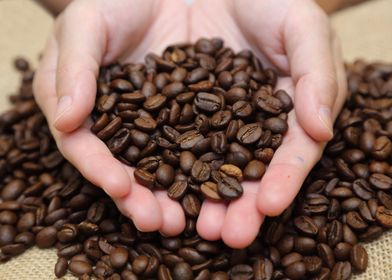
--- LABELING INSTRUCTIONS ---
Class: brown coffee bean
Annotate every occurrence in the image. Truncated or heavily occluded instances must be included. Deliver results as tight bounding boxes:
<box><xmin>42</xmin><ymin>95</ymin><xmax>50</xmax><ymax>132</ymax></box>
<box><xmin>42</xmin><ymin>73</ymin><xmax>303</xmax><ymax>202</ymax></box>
<box><xmin>243</xmin><ymin>160</ymin><xmax>265</xmax><ymax>180</ymax></box>
<box><xmin>168</xmin><ymin>181</ymin><xmax>188</xmax><ymax>200</ymax></box>
<box><xmin>200</xmin><ymin>181</ymin><xmax>221</xmax><ymax>201</ymax></box>
<box><xmin>182</xmin><ymin>194</ymin><xmax>201</xmax><ymax>217</ymax></box>
<box><xmin>110</xmin><ymin>246</ymin><xmax>129</xmax><ymax>268</ymax></box>
<box><xmin>369</xmin><ymin>173</ymin><xmax>392</xmax><ymax>190</ymax></box>
<box><xmin>263</xmin><ymin>117</ymin><xmax>288</xmax><ymax>134</ymax></box>
<box><xmin>217</xmin><ymin>176</ymin><xmax>243</xmax><ymax>200</ymax></box>
<box><xmin>156</xmin><ymin>164</ymin><xmax>175</xmax><ymax>188</ymax></box>
<box><xmin>331</xmin><ymin>261</ymin><xmax>351</xmax><ymax>280</ymax></box>
<box><xmin>236</xmin><ymin>123</ymin><xmax>262</xmax><ymax>144</ymax></box>
<box><xmin>69</xmin><ymin>260</ymin><xmax>93</xmax><ymax>276</ymax></box>
<box><xmin>55</xmin><ymin>257</ymin><xmax>68</xmax><ymax>278</ymax></box>
<box><xmin>172</xmin><ymin>262</ymin><xmax>193</xmax><ymax>280</ymax></box>
<box><xmin>376</xmin><ymin>206</ymin><xmax>392</xmax><ymax>228</ymax></box>
<box><xmin>294</xmin><ymin>216</ymin><xmax>319</xmax><ymax>236</ymax></box>
<box><xmin>35</xmin><ymin>226</ymin><xmax>57</xmax><ymax>248</ymax></box>
<box><xmin>191</xmin><ymin>160</ymin><xmax>211</xmax><ymax>183</ymax></box>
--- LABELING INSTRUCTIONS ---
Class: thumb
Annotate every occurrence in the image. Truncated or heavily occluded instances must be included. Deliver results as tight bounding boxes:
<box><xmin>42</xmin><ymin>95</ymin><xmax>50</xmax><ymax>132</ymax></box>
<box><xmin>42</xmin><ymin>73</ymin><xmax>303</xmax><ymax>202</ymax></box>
<box><xmin>284</xmin><ymin>1</ymin><xmax>337</xmax><ymax>141</ymax></box>
<box><xmin>53</xmin><ymin>3</ymin><xmax>106</xmax><ymax>132</ymax></box>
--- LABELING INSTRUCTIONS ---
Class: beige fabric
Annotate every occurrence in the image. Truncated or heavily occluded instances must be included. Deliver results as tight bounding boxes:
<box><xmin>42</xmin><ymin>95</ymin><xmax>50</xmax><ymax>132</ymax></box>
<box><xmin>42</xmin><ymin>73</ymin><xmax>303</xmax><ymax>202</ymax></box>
<box><xmin>0</xmin><ymin>0</ymin><xmax>392</xmax><ymax>279</ymax></box>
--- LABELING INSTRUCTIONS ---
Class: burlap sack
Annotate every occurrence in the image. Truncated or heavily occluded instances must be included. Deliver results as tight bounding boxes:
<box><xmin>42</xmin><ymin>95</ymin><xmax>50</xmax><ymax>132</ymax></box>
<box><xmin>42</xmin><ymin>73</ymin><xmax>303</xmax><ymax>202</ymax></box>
<box><xmin>0</xmin><ymin>0</ymin><xmax>392</xmax><ymax>279</ymax></box>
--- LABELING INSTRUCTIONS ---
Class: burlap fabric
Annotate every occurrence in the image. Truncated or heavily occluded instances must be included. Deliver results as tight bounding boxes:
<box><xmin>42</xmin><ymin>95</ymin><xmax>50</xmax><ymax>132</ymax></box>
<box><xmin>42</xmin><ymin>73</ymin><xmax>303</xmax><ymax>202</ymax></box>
<box><xmin>0</xmin><ymin>0</ymin><xmax>392</xmax><ymax>279</ymax></box>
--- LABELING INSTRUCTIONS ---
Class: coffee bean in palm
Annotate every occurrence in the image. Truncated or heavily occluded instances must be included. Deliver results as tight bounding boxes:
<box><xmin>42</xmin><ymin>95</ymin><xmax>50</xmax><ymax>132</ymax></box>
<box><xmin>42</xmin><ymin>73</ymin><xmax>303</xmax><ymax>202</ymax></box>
<box><xmin>155</xmin><ymin>164</ymin><xmax>175</xmax><ymax>187</ymax></box>
<box><xmin>236</xmin><ymin>123</ymin><xmax>262</xmax><ymax>144</ymax></box>
<box><xmin>263</xmin><ymin>117</ymin><xmax>288</xmax><ymax>134</ymax></box>
<box><xmin>243</xmin><ymin>160</ymin><xmax>265</xmax><ymax>180</ymax></box>
<box><xmin>191</xmin><ymin>160</ymin><xmax>211</xmax><ymax>183</ymax></box>
<box><xmin>217</xmin><ymin>176</ymin><xmax>243</xmax><ymax>200</ymax></box>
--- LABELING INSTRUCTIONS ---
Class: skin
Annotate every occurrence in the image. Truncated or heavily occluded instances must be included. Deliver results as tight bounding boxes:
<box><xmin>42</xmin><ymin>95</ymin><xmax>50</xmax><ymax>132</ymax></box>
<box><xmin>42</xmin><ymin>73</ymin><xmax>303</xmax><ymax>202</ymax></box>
<box><xmin>33</xmin><ymin>0</ymin><xmax>347</xmax><ymax>248</ymax></box>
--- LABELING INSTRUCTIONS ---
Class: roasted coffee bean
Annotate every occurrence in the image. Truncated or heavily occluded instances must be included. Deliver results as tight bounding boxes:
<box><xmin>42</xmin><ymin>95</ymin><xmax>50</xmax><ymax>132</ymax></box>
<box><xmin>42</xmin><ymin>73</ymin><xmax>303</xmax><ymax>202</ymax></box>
<box><xmin>194</xmin><ymin>92</ymin><xmax>222</xmax><ymax>112</ymax></box>
<box><xmin>217</xmin><ymin>176</ymin><xmax>243</xmax><ymax>200</ymax></box>
<box><xmin>263</xmin><ymin>117</ymin><xmax>288</xmax><ymax>134</ymax></box>
<box><xmin>244</xmin><ymin>160</ymin><xmax>265</xmax><ymax>180</ymax></box>
<box><xmin>210</xmin><ymin>132</ymin><xmax>228</xmax><ymax>154</ymax></box>
<box><xmin>200</xmin><ymin>181</ymin><xmax>221</xmax><ymax>201</ymax></box>
<box><xmin>331</xmin><ymin>261</ymin><xmax>351</xmax><ymax>280</ymax></box>
<box><xmin>191</xmin><ymin>160</ymin><xmax>211</xmax><ymax>183</ymax></box>
<box><xmin>0</xmin><ymin>225</ymin><xmax>17</xmax><ymax>246</ymax></box>
<box><xmin>182</xmin><ymin>194</ymin><xmax>201</xmax><ymax>218</ymax></box>
<box><xmin>55</xmin><ymin>257</ymin><xmax>68</xmax><ymax>278</ymax></box>
<box><xmin>172</xmin><ymin>262</ymin><xmax>193</xmax><ymax>280</ymax></box>
<box><xmin>294</xmin><ymin>216</ymin><xmax>319</xmax><ymax>236</ymax></box>
<box><xmin>35</xmin><ymin>226</ymin><xmax>57</xmax><ymax>248</ymax></box>
<box><xmin>134</xmin><ymin>169</ymin><xmax>155</xmax><ymax>189</ymax></box>
<box><xmin>375</xmin><ymin>206</ymin><xmax>392</xmax><ymax>228</ymax></box>
<box><xmin>168</xmin><ymin>181</ymin><xmax>188</xmax><ymax>200</ymax></box>
<box><xmin>177</xmin><ymin>130</ymin><xmax>204</xmax><ymax>150</ymax></box>
<box><xmin>236</xmin><ymin>123</ymin><xmax>262</xmax><ymax>144</ymax></box>
<box><xmin>68</xmin><ymin>260</ymin><xmax>93</xmax><ymax>276</ymax></box>
<box><xmin>110</xmin><ymin>247</ymin><xmax>129</xmax><ymax>268</ymax></box>
<box><xmin>155</xmin><ymin>164</ymin><xmax>175</xmax><ymax>188</ymax></box>
<box><xmin>369</xmin><ymin>173</ymin><xmax>392</xmax><ymax>190</ymax></box>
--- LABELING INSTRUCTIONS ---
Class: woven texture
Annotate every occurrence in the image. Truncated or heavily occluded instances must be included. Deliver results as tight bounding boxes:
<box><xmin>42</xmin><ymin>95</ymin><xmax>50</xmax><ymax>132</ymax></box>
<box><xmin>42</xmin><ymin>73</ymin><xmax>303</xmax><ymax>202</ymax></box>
<box><xmin>1</xmin><ymin>0</ymin><xmax>392</xmax><ymax>279</ymax></box>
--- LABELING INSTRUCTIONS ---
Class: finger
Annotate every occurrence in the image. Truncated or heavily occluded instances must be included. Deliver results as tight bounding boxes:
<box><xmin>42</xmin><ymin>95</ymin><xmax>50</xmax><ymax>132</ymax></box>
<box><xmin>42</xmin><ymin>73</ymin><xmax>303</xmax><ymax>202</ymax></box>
<box><xmin>114</xmin><ymin>169</ymin><xmax>162</xmax><ymax>232</ymax></box>
<box><xmin>154</xmin><ymin>191</ymin><xmax>186</xmax><ymax>236</ymax></box>
<box><xmin>284</xmin><ymin>1</ymin><xmax>337</xmax><ymax>141</ymax></box>
<box><xmin>196</xmin><ymin>200</ymin><xmax>227</xmax><ymax>241</ymax></box>
<box><xmin>33</xmin><ymin>35</ymin><xmax>59</xmax><ymax>123</ymax></box>
<box><xmin>221</xmin><ymin>182</ymin><xmax>264</xmax><ymax>249</ymax></box>
<box><xmin>331</xmin><ymin>32</ymin><xmax>348</xmax><ymax>118</ymax></box>
<box><xmin>34</xmin><ymin>34</ymin><xmax>132</xmax><ymax>199</ymax></box>
<box><xmin>54</xmin><ymin>3</ymin><xmax>106</xmax><ymax>133</ymax></box>
<box><xmin>257</xmin><ymin>79</ymin><xmax>324</xmax><ymax>216</ymax></box>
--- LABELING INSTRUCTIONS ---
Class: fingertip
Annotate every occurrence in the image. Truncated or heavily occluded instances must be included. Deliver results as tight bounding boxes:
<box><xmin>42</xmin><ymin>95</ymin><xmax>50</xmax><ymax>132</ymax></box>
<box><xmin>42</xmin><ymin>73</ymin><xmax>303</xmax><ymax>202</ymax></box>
<box><xmin>85</xmin><ymin>155</ymin><xmax>131</xmax><ymax>198</ymax></box>
<box><xmin>155</xmin><ymin>191</ymin><xmax>186</xmax><ymax>236</ymax></box>
<box><xmin>120</xmin><ymin>185</ymin><xmax>163</xmax><ymax>233</ymax></box>
<box><xmin>196</xmin><ymin>201</ymin><xmax>226</xmax><ymax>241</ymax></box>
<box><xmin>221</xmin><ymin>186</ymin><xmax>264</xmax><ymax>249</ymax></box>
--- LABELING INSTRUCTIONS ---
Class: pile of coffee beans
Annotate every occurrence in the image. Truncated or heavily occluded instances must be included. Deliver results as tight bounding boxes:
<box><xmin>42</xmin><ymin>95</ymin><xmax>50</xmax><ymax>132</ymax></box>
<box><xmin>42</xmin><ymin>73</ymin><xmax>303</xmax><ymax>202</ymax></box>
<box><xmin>0</xmin><ymin>51</ymin><xmax>391</xmax><ymax>279</ymax></box>
<box><xmin>91</xmin><ymin>38</ymin><xmax>293</xmax><ymax>206</ymax></box>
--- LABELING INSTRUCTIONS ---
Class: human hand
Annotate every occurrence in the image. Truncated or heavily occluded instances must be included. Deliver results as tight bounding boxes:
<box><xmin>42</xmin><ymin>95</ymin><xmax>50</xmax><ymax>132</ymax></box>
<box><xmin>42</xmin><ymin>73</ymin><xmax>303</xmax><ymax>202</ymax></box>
<box><xmin>33</xmin><ymin>0</ymin><xmax>189</xmax><ymax>235</ymax></box>
<box><xmin>191</xmin><ymin>0</ymin><xmax>347</xmax><ymax>248</ymax></box>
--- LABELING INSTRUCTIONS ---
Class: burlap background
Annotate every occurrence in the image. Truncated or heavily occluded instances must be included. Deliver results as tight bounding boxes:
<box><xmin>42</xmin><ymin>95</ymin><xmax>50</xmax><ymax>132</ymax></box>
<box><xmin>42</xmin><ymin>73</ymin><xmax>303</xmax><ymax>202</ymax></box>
<box><xmin>0</xmin><ymin>0</ymin><xmax>392</xmax><ymax>279</ymax></box>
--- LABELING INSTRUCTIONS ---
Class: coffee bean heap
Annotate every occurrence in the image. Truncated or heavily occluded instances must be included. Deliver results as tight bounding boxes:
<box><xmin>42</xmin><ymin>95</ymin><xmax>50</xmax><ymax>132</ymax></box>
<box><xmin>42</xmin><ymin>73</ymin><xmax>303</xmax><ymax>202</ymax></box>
<box><xmin>91</xmin><ymin>38</ymin><xmax>293</xmax><ymax>206</ymax></box>
<box><xmin>0</xmin><ymin>55</ymin><xmax>392</xmax><ymax>279</ymax></box>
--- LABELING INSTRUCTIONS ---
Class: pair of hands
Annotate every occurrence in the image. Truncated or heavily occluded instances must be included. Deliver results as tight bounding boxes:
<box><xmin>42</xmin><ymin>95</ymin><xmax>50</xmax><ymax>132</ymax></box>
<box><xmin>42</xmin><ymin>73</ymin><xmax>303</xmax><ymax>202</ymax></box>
<box><xmin>33</xmin><ymin>0</ymin><xmax>347</xmax><ymax>248</ymax></box>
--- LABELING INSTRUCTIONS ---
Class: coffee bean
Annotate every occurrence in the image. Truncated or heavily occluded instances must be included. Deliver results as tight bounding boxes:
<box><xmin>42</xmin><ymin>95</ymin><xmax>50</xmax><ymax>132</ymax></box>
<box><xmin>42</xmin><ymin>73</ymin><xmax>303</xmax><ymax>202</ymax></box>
<box><xmin>369</xmin><ymin>173</ymin><xmax>392</xmax><ymax>190</ymax></box>
<box><xmin>182</xmin><ymin>194</ymin><xmax>201</xmax><ymax>218</ymax></box>
<box><xmin>176</xmin><ymin>130</ymin><xmax>204</xmax><ymax>150</ymax></box>
<box><xmin>55</xmin><ymin>257</ymin><xmax>68</xmax><ymax>278</ymax></box>
<box><xmin>110</xmin><ymin>246</ymin><xmax>129</xmax><ymax>268</ymax></box>
<box><xmin>200</xmin><ymin>181</ymin><xmax>221</xmax><ymax>201</ymax></box>
<box><xmin>191</xmin><ymin>160</ymin><xmax>211</xmax><ymax>183</ymax></box>
<box><xmin>376</xmin><ymin>206</ymin><xmax>392</xmax><ymax>228</ymax></box>
<box><xmin>134</xmin><ymin>169</ymin><xmax>155</xmax><ymax>189</ymax></box>
<box><xmin>35</xmin><ymin>226</ymin><xmax>57</xmax><ymax>248</ymax></box>
<box><xmin>294</xmin><ymin>216</ymin><xmax>319</xmax><ymax>236</ymax></box>
<box><xmin>244</xmin><ymin>160</ymin><xmax>265</xmax><ymax>180</ymax></box>
<box><xmin>0</xmin><ymin>225</ymin><xmax>17</xmax><ymax>246</ymax></box>
<box><xmin>263</xmin><ymin>117</ymin><xmax>288</xmax><ymax>134</ymax></box>
<box><xmin>69</xmin><ymin>260</ymin><xmax>93</xmax><ymax>276</ymax></box>
<box><xmin>156</xmin><ymin>164</ymin><xmax>175</xmax><ymax>188</ymax></box>
<box><xmin>236</xmin><ymin>123</ymin><xmax>262</xmax><ymax>144</ymax></box>
<box><xmin>217</xmin><ymin>176</ymin><xmax>243</xmax><ymax>200</ymax></box>
<box><xmin>107</xmin><ymin>128</ymin><xmax>131</xmax><ymax>154</ymax></box>
<box><xmin>331</xmin><ymin>261</ymin><xmax>351</xmax><ymax>280</ymax></box>
<box><xmin>172</xmin><ymin>262</ymin><xmax>193</xmax><ymax>280</ymax></box>
<box><xmin>193</xmin><ymin>92</ymin><xmax>222</xmax><ymax>113</ymax></box>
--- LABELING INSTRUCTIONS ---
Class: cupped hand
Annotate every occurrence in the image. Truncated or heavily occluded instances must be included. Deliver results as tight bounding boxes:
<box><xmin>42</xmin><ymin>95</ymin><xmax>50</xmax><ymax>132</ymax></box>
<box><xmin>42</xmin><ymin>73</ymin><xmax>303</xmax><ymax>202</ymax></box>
<box><xmin>191</xmin><ymin>0</ymin><xmax>347</xmax><ymax>248</ymax></box>
<box><xmin>33</xmin><ymin>0</ymin><xmax>189</xmax><ymax>235</ymax></box>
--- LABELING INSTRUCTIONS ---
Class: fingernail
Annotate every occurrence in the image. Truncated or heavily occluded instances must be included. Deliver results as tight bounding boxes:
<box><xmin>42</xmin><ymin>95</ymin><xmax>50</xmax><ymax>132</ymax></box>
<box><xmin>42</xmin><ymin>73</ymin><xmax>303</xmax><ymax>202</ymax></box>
<box><xmin>55</xmin><ymin>95</ymin><xmax>72</xmax><ymax>123</ymax></box>
<box><xmin>318</xmin><ymin>106</ymin><xmax>333</xmax><ymax>137</ymax></box>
